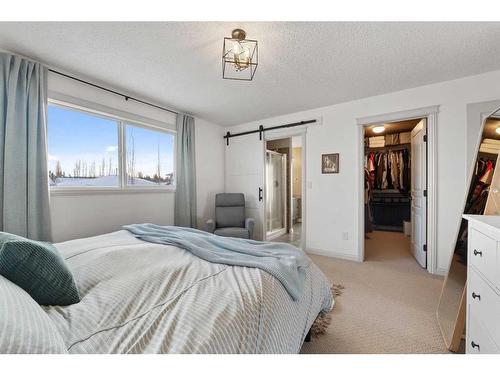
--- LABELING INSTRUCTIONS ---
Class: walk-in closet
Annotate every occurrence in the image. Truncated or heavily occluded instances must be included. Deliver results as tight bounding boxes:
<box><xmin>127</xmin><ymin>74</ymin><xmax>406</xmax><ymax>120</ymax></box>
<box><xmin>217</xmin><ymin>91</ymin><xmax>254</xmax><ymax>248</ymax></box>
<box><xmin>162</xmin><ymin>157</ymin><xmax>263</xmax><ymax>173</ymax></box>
<box><xmin>364</xmin><ymin>118</ymin><xmax>427</xmax><ymax>268</ymax></box>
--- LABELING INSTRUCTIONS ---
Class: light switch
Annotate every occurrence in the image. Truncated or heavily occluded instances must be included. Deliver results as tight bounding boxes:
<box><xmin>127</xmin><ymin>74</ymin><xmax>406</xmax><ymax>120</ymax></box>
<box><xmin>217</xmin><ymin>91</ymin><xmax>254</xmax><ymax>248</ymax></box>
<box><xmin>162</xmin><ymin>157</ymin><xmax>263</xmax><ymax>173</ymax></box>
<box><xmin>307</xmin><ymin>181</ymin><xmax>312</xmax><ymax>189</ymax></box>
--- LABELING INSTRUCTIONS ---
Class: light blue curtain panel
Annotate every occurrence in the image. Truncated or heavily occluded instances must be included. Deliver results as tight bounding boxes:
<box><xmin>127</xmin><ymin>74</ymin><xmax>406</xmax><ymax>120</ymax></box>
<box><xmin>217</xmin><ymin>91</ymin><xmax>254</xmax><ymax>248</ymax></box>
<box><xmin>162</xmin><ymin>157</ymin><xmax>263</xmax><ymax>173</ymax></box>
<box><xmin>0</xmin><ymin>53</ymin><xmax>52</xmax><ymax>241</ymax></box>
<box><xmin>174</xmin><ymin>114</ymin><xmax>197</xmax><ymax>228</ymax></box>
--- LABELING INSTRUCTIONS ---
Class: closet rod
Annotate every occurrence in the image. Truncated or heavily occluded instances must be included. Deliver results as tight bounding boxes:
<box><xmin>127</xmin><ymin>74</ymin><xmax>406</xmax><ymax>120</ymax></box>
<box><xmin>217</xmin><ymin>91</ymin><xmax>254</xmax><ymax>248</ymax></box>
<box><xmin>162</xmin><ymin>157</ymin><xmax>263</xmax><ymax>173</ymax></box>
<box><xmin>223</xmin><ymin>119</ymin><xmax>316</xmax><ymax>145</ymax></box>
<box><xmin>48</xmin><ymin>69</ymin><xmax>179</xmax><ymax>116</ymax></box>
<box><xmin>365</xmin><ymin>144</ymin><xmax>410</xmax><ymax>152</ymax></box>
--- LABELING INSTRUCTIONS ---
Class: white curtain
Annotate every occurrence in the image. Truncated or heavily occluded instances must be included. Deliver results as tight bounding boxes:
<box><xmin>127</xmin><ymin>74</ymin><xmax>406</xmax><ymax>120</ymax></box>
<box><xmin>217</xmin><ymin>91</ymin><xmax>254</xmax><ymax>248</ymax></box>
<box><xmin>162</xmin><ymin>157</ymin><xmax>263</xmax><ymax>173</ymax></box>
<box><xmin>174</xmin><ymin>114</ymin><xmax>197</xmax><ymax>228</ymax></box>
<box><xmin>0</xmin><ymin>53</ymin><xmax>52</xmax><ymax>240</ymax></box>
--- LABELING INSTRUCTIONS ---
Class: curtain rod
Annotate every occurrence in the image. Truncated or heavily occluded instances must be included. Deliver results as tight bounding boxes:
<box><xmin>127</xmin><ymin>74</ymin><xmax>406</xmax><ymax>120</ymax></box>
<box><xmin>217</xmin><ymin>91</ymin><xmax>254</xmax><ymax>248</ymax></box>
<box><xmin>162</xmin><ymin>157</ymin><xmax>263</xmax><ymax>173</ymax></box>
<box><xmin>223</xmin><ymin>119</ymin><xmax>316</xmax><ymax>145</ymax></box>
<box><xmin>48</xmin><ymin>69</ymin><xmax>179</xmax><ymax>116</ymax></box>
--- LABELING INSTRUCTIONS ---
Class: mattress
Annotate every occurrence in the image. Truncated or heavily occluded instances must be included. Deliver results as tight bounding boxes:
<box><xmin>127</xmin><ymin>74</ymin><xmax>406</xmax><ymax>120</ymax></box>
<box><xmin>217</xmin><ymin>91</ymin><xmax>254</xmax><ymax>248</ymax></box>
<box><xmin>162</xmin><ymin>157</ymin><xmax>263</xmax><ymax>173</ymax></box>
<box><xmin>44</xmin><ymin>230</ymin><xmax>333</xmax><ymax>354</ymax></box>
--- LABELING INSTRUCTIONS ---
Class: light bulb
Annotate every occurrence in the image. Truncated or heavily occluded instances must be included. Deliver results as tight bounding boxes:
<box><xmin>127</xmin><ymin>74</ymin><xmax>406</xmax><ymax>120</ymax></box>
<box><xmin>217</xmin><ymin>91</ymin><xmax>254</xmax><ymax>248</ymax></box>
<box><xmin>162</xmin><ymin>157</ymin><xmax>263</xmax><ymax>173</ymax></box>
<box><xmin>232</xmin><ymin>41</ymin><xmax>250</xmax><ymax>71</ymax></box>
<box><xmin>495</xmin><ymin>127</ymin><xmax>500</xmax><ymax>135</ymax></box>
<box><xmin>372</xmin><ymin>125</ymin><xmax>385</xmax><ymax>134</ymax></box>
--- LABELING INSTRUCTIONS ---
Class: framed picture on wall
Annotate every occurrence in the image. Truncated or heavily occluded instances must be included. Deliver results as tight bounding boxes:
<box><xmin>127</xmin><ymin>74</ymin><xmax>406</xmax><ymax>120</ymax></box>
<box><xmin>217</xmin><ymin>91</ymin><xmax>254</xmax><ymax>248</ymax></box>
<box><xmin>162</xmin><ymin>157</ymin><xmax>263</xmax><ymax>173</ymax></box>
<box><xmin>322</xmin><ymin>153</ymin><xmax>339</xmax><ymax>174</ymax></box>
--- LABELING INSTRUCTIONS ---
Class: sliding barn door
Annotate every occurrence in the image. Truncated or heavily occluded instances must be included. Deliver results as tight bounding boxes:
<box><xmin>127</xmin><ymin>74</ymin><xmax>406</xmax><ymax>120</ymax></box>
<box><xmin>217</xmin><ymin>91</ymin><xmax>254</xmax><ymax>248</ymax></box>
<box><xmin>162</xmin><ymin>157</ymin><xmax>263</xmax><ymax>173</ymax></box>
<box><xmin>225</xmin><ymin>133</ymin><xmax>265</xmax><ymax>240</ymax></box>
<box><xmin>411</xmin><ymin>119</ymin><xmax>427</xmax><ymax>268</ymax></box>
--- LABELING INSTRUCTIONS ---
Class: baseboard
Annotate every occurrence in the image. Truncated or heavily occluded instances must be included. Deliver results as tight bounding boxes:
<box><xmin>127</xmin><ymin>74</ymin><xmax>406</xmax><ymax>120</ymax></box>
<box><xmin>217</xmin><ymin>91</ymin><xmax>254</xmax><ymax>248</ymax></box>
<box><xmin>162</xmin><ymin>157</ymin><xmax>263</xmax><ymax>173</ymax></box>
<box><xmin>306</xmin><ymin>247</ymin><xmax>362</xmax><ymax>262</ymax></box>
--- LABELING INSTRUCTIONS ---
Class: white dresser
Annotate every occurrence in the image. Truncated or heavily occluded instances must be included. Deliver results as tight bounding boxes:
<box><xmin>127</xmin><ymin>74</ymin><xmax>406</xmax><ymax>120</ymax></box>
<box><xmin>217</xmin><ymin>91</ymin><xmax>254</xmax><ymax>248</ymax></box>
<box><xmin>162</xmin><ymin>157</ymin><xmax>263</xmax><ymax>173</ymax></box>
<box><xmin>463</xmin><ymin>215</ymin><xmax>500</xmax><ymax>354</ymax></box>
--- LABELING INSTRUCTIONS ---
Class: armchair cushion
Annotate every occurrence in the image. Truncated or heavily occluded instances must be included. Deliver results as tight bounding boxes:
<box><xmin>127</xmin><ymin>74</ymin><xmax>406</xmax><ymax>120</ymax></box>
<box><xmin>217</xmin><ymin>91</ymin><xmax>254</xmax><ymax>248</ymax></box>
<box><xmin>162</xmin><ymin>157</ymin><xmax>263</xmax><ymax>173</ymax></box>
<box><xmin>214</xmin><ymin>227</ymin><xmax>250</xmax><ymax>239</ymax></box>
<box><xmin>215</xmin><ymin>193</ymin><xmax>245</xmax><ymax>228</ymax></box>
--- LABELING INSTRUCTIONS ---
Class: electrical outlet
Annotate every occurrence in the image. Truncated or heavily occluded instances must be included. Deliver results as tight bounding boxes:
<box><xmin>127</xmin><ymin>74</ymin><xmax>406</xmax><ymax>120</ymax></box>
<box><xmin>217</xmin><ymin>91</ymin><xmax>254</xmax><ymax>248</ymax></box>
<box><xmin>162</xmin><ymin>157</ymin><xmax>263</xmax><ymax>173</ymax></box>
<box><xmin>342</xmin><ymin>232</ymin><xmax>348</xmax><ymax>240</ymax></box>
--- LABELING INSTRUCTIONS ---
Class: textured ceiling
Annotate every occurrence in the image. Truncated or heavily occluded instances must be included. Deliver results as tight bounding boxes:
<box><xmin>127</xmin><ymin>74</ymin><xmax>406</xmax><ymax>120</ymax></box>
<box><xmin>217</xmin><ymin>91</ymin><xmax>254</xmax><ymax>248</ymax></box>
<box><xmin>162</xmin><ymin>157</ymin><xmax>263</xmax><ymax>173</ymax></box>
<box><xmin>1</xmin><ymin>22</ymin><xmax>500</xmax><ymax>126</ymax></box>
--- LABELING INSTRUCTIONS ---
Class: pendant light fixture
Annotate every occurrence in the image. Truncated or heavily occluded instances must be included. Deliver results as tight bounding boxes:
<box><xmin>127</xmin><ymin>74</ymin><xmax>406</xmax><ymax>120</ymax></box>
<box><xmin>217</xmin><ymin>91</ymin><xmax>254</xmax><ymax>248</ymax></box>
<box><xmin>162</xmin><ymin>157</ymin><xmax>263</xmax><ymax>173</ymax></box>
<box><xmin>222</xmin><ymin>29</ymin><xmax>258</xmax><ymax>81</ymax></box>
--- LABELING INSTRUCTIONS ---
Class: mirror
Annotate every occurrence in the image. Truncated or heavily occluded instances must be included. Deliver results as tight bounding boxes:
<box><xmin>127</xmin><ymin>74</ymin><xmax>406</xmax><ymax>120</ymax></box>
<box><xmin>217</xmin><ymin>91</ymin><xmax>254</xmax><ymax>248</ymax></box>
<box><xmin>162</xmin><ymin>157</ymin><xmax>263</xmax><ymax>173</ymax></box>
<box><xmin>437</xmin><ymin>107</ymin><xmax>500</xmax><ymax>352</ymax></box>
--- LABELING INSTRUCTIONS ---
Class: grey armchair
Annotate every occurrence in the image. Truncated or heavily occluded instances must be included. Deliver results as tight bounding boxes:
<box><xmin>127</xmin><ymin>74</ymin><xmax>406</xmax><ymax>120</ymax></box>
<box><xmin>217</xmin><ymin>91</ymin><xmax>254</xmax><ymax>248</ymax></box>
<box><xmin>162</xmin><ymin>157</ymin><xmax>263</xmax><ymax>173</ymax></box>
<box><xmin>205</xmin><ymin>193</ymin><xmax>255</xmax><ymax>239</ymax></box>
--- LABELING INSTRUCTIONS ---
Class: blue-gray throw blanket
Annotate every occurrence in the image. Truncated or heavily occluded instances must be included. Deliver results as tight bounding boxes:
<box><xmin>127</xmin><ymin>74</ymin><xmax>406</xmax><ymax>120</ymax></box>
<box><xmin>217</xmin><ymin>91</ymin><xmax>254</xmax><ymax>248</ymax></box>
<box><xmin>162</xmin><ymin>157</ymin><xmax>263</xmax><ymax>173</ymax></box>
<box><xmin>123</xmin><ymin>224</ymin><xmax>310</xmax><ymax>301</ymax></box>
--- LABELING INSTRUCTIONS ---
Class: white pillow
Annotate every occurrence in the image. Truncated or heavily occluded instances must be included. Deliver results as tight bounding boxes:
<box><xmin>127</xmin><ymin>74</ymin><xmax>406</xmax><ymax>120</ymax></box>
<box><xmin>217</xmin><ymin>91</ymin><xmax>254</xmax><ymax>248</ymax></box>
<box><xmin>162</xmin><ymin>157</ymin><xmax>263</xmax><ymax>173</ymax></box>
<box><xmin>0</xmin><ymin>275</ymin><xmax>68</xmax><ymax>354</ymax></box>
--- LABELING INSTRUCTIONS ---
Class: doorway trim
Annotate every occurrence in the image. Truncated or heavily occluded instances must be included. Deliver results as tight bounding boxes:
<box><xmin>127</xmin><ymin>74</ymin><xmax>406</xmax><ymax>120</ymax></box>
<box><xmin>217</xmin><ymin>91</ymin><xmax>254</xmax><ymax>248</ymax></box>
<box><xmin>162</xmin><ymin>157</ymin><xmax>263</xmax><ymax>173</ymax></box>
<box><xmin>356</xmin><ymin>105</ymin><xmax>439</xmax><ymax>274</ymax></box>
<box><xmin>264</xmin><ymin>128</ymin><xmax>307</xmax><ymax>250</ymax></box>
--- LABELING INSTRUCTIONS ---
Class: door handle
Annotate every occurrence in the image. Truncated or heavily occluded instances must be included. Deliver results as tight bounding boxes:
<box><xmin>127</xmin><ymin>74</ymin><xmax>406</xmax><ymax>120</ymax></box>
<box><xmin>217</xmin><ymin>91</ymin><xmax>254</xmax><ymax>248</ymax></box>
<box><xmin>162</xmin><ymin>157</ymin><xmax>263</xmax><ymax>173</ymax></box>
<box><xmin>471</xmin><ymin>341</ymin><xmax>480</xmax><ymax>351</ymax></box>
<box><xmin>472</xmin><ymin>292</ymin><xmax>481</xmax><ymax>301</ymax></box>
<box><xmin>258</xmin><ymin>187</ymin><xmax>263</xmax><ymax>202</ymax></box>
<box><xmin>473</xmin><ymin>249</ymin><xmax>483</xmax><ymax>257</ymax></box>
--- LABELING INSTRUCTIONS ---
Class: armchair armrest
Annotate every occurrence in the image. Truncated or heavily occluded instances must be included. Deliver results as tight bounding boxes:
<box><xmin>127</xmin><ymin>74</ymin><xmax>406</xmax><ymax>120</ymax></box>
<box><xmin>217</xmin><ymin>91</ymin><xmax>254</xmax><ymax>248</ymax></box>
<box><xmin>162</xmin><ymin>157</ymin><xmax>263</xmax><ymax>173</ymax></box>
<box><xmin>205</xmin><ymin>219</ymin><xmax>216</xmax><ymax>233</ymax></box>
<box><xmin>245</xmin><ymin>218</ymin><xmax>255</xmax><ymax>239</ymax></box>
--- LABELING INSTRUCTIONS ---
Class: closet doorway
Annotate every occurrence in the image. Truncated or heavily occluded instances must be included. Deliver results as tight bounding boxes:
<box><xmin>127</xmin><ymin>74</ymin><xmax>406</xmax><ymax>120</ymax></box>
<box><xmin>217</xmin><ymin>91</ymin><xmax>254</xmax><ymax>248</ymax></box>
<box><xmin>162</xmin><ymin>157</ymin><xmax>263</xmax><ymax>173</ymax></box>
<box><xmin>363</xmin><ymin>118</ymin><xmax>428</xmax><ymax>268</ymax></box>
<box><xmin>265</xmin><ymin>135</ymin><xmax>304</xmax><ymax>248</ymax></box>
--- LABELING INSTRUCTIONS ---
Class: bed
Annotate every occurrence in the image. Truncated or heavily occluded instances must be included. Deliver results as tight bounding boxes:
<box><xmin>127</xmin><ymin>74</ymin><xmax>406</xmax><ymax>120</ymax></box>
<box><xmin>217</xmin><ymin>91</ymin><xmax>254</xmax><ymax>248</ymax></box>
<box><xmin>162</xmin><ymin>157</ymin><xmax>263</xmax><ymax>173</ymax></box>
<box><xmin>2</xmin><ymin>229</ymin><xmax>333</xmax><ymax>354</ymax></box>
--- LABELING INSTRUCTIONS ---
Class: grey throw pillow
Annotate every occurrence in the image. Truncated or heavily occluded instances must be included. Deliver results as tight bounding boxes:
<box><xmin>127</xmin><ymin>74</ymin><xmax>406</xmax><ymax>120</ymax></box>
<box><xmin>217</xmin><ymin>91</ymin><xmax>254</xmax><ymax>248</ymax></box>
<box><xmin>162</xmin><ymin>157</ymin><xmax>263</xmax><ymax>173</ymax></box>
<box><xmin>0</xmin><ymin>232</ymin><xmax>80</xmax><ymax>306</ymax></box>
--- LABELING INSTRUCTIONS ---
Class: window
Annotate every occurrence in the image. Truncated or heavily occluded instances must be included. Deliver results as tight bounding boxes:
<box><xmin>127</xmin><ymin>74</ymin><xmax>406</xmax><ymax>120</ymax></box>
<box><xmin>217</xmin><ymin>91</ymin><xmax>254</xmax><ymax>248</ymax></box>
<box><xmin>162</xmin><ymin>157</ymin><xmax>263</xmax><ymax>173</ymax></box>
<box><xmin>48</xmin><ymin>102</ymin><xmax>175</xmax><ymax>190</ymax></box>
<box><xmin>48</xmin><ymin>104</ymin><xmax>119</xmax><ymax>187</ymax></box>
<box><xmin>125</xmin><ymin>124</ymin><xmax>175</xmax><ymax>186</ymax></box>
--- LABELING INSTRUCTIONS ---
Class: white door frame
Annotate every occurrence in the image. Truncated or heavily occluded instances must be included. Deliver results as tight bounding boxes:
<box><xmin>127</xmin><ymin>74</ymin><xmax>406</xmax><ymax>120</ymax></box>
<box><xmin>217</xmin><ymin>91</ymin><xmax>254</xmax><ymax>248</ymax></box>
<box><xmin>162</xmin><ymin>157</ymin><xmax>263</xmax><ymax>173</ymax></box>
<box><xmin>356</xmin><ymin>105</ymin><xmax>439</xmax><ymax>274</ymax></box>
<box><xmin>264</xmin><ymin>128</ymin><xmax>307</xmax><ymax>250</ymax></box>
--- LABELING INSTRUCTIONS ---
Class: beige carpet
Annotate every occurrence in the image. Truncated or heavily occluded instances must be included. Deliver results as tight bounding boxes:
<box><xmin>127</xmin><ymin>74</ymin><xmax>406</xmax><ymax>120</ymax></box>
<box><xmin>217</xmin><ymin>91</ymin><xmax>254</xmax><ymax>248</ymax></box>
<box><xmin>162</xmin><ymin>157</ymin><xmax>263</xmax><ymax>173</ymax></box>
<box><xmin>301</xmin><ymin>230</ymin><xmax>452</xmax><ymax>354</ymax></box>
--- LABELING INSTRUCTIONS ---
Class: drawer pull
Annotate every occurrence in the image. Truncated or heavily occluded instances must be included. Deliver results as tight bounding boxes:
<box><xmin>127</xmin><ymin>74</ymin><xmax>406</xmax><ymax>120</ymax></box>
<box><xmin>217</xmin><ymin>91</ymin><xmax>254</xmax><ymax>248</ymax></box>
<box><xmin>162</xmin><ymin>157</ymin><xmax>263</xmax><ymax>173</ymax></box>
<box><xmin>472</xmin><ymin>292</ymin><xmax>481</xmax><ymax>301</ymax></box>
<box><xmin>471</xmin><ymin>341</ymin><xmax>480</xmax><ymax>351</ymax></box>
<box><xmin>473</xmin><ymin>249</ymin><xmax>483</xmax><ymax>257</ymax></box>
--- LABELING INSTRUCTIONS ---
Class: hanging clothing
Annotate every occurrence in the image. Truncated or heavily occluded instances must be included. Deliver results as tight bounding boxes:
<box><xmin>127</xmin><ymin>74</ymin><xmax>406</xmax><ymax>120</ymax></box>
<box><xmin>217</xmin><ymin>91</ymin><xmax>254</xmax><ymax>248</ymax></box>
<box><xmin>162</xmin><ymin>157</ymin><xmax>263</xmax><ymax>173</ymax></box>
<box><xmin>465</xmin><ymin>157</ymin><xmax>497</xmax><ymax>215</ymax></box>
<box><xmin>479</xmin><ymin>160</ymin><xmax>494</xmax><ymax>185</ymax></box>
<box><xmin>390</xmin><ymin>152</ymin><xmax>399</xmax><ymax>190</ymax></box>
<box><xmin>364</xmin><ymin>148</ymin><xmax>410</xmax><ymax>192</ymax></box>
<box><xmin>367</xmin><ymin>152</ymin><xmax>376</xmax><ymax>172</ymax></box>
<box><xmin>364</xmin><ymin>168</ymin><xmax>373</xmax><ymax>233</ymax></box>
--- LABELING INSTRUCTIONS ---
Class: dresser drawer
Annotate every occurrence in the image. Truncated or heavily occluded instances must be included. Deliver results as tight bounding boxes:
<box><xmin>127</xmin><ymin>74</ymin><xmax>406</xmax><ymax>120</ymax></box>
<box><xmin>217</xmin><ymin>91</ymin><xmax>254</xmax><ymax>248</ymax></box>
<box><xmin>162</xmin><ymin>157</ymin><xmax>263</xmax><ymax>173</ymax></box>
<box><xmin>469</xmin><ymin>228</ymin><xmax>497</xmax><ymax>285</ymax></box>
<box><xmin>468</xmin><ymin>269</ymin><xmax>500</xmax><ymax>343</ymax></box>
<box><xmin>467</xmin><ymin>310</ymin><xmax>500</xmax><ymax>354</ymax></box>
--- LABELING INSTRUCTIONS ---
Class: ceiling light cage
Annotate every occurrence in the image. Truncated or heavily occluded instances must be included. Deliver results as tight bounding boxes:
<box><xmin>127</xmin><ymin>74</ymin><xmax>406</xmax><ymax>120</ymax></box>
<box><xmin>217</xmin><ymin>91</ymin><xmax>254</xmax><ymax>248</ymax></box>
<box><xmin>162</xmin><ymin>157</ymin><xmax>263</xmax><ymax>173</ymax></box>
<box><xmin>222</xmin><ymin>29</ymin><xmax>258</xmax><ymax>81</ymax></box>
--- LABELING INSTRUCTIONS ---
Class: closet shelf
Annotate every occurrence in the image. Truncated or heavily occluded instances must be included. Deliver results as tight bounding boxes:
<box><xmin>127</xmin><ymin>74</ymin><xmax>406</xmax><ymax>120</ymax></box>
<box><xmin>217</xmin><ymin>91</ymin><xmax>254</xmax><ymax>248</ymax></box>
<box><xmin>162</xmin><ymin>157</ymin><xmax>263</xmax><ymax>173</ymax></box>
<box><xmin>365</xmin><ymin>143</ymin><xmax>410</xmax><ymax>152</ymax></box>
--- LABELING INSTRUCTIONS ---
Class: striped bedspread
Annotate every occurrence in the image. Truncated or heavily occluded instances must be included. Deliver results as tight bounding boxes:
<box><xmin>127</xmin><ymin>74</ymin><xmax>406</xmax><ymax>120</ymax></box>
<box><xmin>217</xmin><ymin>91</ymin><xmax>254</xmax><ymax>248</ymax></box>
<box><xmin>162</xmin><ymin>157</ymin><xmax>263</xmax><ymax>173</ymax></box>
<box><xmin>45</xmin><ymin>230</ymin><xmax>333</xmax><ymax>354</ymax></box>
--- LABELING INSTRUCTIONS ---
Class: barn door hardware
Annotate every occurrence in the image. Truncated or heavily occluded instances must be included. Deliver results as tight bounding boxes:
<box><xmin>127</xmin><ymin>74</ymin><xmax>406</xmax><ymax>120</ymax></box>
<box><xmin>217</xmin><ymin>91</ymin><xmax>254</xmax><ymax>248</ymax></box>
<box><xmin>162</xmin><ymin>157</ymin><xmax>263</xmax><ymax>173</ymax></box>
<box><xmin>223</xmin><ymin>119</ymin><xmax>316</xmax><ymax>145</ymax></box>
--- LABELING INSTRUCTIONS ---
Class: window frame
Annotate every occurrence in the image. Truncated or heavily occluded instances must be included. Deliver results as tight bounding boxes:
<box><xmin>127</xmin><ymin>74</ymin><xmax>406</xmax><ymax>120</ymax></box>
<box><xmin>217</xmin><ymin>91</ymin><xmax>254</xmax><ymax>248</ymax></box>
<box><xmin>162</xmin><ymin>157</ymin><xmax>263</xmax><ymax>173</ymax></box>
<box><xmin>48</xmin><ymin>98</ymin><xmax>176</xmax><ymax>195</ymax></box>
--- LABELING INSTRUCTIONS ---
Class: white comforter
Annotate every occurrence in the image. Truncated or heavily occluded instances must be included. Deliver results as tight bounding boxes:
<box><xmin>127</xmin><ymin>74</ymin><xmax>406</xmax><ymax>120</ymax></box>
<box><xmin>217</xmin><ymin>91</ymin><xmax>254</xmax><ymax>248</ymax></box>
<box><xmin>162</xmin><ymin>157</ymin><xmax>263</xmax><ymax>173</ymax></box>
<box><xmin>45</xmin><ymin>230</ymin><xmax>333</xmax><ymax>354</ymax></box>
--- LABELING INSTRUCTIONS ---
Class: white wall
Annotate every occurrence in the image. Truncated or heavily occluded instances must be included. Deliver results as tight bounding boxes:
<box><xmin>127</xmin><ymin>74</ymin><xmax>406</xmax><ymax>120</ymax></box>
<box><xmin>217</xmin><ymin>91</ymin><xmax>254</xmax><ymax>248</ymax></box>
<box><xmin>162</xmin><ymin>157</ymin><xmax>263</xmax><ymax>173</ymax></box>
<box><xmin>194</xmin><ymin>117</ymin><xmax>226</xmax><ymax>230</ymax></box>
<box><xmin>48</xmin><ymin>72</ymin><xmax>225</xmax><ymax>242</ymax></box>
<box><xmin>226</xmin><ymin>69</ymin><xmax>500</xmax><ymax>274</ymax></box>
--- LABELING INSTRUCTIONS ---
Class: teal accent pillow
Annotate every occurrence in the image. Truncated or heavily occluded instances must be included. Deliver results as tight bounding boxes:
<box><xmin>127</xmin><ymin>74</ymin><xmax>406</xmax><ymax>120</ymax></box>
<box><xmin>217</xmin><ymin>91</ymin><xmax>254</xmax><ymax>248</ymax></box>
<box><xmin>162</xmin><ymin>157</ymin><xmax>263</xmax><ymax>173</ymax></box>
<box><xmin>0</xmin><ymin>232</ymin><xmax>80</xmax><ymax>306</ymax></box>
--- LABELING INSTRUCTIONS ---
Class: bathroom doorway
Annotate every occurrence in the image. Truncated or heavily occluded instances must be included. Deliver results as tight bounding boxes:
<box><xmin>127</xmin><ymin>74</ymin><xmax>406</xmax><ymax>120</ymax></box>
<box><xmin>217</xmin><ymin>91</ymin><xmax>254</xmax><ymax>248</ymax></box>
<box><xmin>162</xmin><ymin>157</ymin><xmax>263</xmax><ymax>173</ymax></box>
<box><xmin>265</xmin><ymin>135</ymin><xmax>303</xmax><ymax>248</ymax></box>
